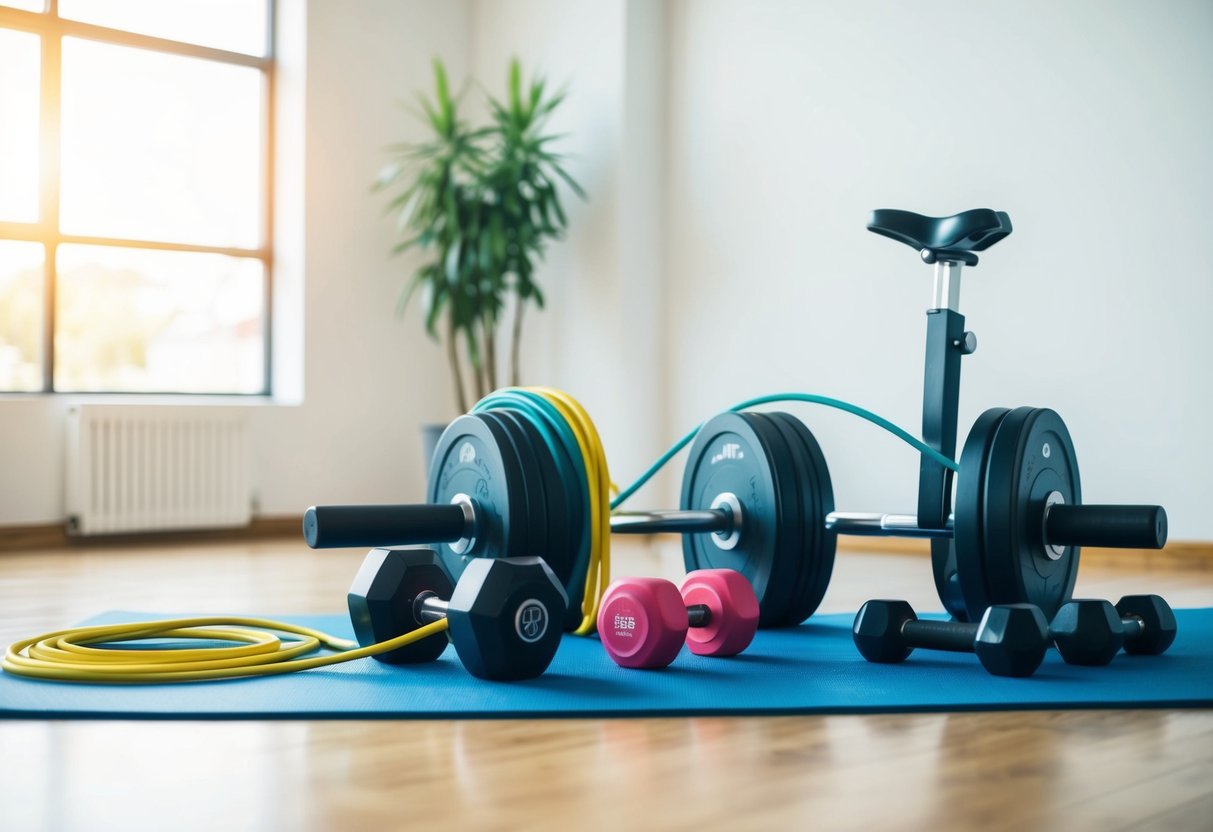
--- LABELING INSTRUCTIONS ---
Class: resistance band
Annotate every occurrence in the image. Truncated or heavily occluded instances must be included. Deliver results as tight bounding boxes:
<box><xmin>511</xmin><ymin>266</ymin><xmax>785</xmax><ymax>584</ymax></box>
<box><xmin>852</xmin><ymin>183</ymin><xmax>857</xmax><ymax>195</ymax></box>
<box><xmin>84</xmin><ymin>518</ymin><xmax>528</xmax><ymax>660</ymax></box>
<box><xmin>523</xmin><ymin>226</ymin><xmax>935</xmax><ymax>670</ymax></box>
<box><xmin>611</xmin><ymin>392</ymin><xmax>958</xmax><ymax>510</ymax></box>
<box><xmin>3</xmin><ymin>616</ymin><xmax>447</xmax><ymax>684</ymax></box>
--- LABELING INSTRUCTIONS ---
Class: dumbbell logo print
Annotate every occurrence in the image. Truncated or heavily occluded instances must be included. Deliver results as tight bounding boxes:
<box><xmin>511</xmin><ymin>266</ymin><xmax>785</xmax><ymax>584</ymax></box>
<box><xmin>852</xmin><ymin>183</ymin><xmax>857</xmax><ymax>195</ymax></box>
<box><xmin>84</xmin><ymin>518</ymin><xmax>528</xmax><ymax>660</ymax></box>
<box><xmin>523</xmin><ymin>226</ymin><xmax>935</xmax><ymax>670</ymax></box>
<box><xmin>515</xmin><ymin>600</ymin><xmax>549</xmax><ymax>643</ymax></box>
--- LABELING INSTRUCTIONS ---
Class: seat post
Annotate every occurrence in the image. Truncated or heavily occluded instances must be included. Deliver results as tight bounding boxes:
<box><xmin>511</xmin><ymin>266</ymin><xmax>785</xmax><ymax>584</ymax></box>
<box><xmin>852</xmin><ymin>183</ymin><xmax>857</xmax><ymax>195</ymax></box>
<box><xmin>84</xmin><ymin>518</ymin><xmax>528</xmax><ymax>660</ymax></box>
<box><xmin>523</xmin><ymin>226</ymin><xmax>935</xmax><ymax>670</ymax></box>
<box><xmin>931</xmin><ymin>260</ymin><xmax>963</xmax><ymax>311</ymax></box>
<box><xmin>918</xmin><ymin>257</ymin><xmax>968</xmax><ymax>531</ymax></box>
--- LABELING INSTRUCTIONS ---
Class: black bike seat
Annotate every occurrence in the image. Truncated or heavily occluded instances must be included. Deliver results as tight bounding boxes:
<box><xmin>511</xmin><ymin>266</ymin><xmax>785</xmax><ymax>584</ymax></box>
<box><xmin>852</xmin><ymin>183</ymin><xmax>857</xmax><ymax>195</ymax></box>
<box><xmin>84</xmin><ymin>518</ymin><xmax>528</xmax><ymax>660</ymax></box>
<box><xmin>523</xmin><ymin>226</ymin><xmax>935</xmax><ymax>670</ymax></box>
<box><xmin>867</xmin><ymin>209</ymin><xmax>1012</xmax><ymax>265</ymax></box>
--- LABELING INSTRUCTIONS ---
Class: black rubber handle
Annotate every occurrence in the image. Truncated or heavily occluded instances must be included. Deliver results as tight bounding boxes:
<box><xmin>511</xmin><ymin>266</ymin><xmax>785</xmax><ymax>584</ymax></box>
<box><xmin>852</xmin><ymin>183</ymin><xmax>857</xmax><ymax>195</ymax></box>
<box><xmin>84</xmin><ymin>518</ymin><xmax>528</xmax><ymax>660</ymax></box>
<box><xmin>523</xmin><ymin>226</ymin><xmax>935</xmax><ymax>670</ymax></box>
<box><xmin>1045</xmin><ymin>504</ymin><xmax>1167</xmax><ymax>550</ymax></box>
<box><xmin>901</xmin><ymin>619</ymin><xmax>977</xmax><ymax>653</ymax></box>
<box><xmin>302</xmin><ymin>504</ymin><xmax>469</xmax><ymax>549</ymax></box>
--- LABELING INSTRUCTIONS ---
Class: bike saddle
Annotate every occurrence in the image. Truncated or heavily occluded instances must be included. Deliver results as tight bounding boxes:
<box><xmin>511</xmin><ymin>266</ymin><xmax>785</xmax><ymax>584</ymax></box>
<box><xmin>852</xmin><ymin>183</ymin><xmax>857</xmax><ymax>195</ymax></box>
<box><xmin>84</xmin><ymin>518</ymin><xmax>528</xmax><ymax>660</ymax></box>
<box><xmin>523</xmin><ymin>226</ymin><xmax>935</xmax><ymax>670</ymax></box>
<box><xmin>867</xmin><ymin>209</ymin><xmax>1012</xmax><ymax>266</ymax></box>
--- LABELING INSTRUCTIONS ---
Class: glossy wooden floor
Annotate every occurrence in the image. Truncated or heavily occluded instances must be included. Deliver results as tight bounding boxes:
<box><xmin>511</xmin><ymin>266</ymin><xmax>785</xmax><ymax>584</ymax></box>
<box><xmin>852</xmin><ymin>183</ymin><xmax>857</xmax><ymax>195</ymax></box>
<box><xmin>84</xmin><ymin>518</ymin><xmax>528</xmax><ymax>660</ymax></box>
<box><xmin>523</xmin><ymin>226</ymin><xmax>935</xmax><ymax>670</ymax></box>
<box><xmin>0</xmin><ymin>538</ymin><xmax>1210</xmax><ymax>832</ymax></box>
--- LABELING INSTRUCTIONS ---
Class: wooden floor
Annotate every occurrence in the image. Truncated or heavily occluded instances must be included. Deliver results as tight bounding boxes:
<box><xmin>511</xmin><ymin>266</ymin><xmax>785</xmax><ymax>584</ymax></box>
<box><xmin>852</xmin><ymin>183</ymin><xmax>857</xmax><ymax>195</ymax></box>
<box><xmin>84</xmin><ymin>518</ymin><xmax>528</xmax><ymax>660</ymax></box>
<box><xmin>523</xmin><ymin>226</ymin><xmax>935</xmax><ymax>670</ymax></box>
<box><xmin>0</xmin><ymin>537</ymin><xmax>1210</xmax><ymax>832</ymax></box>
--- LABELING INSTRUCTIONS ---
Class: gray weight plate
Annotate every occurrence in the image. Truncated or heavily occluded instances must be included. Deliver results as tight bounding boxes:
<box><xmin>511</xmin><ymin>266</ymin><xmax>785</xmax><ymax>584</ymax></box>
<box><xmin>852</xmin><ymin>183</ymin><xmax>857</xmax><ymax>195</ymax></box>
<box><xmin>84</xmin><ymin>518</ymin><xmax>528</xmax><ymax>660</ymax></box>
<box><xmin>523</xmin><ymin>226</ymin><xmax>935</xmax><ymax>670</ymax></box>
<box><xmin>680</xmin><ymin>412</ymin><xmax>796</xmax><ymax>628</ymax></box>
<box><xmin>427</xmin><ymin>414</ymin><xmax>526</xmax><ymax>581</ymax></box>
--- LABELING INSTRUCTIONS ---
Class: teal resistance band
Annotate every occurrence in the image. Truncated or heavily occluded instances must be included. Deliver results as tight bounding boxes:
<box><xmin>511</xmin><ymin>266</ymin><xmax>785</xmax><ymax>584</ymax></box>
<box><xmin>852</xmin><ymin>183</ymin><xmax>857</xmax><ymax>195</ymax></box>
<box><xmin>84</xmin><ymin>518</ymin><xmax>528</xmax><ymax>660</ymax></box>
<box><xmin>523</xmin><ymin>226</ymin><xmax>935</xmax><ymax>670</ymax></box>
<box><xmin>611</xmin><ymin>392</ymin><xmax>958</xmax><ymax>510</ymax></box>
<box><xmin>472</xmin><ymin>387</ymin><xmax>593</xmax><ymax>561</ymax></box>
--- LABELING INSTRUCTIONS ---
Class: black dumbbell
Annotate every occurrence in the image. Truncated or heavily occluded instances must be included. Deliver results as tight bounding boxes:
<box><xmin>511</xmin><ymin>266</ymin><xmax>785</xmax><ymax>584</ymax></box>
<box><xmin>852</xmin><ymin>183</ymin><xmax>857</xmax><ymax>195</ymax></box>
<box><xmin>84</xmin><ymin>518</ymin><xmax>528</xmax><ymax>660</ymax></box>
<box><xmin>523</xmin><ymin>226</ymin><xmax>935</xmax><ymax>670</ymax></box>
<box><xmin>1049</xmin><ymin>595</ymin><xmax>1177</xmax><ymax>666</ymax></box>
<box><xmin>853</xmin><ymin>599</ymin><xmax>1050</xmax><ymax>677</ymax></box>
<box><xmin>347</xmin><ymin>547</ymin><xmax>567</xmax><ymax>681</ymax></box>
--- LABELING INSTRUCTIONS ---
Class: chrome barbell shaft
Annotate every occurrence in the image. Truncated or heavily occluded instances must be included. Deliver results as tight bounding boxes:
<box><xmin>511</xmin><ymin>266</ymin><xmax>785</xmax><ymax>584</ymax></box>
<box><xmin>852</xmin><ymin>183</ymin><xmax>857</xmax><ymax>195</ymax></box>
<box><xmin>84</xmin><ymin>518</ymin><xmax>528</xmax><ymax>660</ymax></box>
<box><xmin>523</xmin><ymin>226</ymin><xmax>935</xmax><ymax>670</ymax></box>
<box><xmin>609</xmin><ymin>509</ymin><xmax>734</xmax><ymax>534</ymax></box>
<box><xmin>824</xmin><ymin>512</ymin><xmax>954</xmax><ymax>538</ymax></box>
<box><xmin>610</xmin><ymin>509</ymin><xmax>955</xmax><ymax>538</ymax></box>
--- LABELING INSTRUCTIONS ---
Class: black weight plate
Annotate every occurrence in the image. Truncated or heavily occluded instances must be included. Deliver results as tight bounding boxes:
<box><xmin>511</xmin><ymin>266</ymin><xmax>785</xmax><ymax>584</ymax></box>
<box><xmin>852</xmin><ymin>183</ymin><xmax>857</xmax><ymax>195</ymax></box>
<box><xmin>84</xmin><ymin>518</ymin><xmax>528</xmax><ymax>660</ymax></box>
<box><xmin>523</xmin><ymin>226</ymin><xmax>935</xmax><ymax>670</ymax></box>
<box><xmin>478</xmin><ymin>411</ymin><xmax>546</xmax><ymax>562</ymax></box>
<box><xmin>427</xmin><ymin>414</ymin><xmax>526</xmax><ymax>582</ymax></box>
<box><xmin>680</xmin><ymin>412</ymin><xmax>795</xmax><ymax>628</ymax></box>
<box><xmin>747</xmin><ymin>413</ymin><xmax>806</xmax><ymax>628</ymax></box>
<box><xmin>761</xmin><ymin>413</ymin><xmax>813</xmax><ymax>622</ymax></box>
<box><xmin>526</xmin><ymin>409</ymin><xmax>592</xmax><ymax>611</ymax></box>
<box><xmin>495</xmin><ymin>409</ymin><xmax>586</xmax><ymax>631</ymax></box>
<box><xmin>772</xmin><ymin>412</ymin><xmax>837</xmax><ymax>624</ymax></box>
<box><xmin>982</xmin><ymin>407</ymin><xmax>1081</xmax><ymax>621</ymax></box>
<box><xmin>953</xmin><ymin>407</ymin><xmax>1011</xmax><ymax>621</ymax></box>
<box><xmin>776</xmin><ymin>414</ymin><xmax>834</xmax><ymax>620</ymax></box>
<box><xmin>929</xmin><ymin>540</ymin><xmax>968</xmax><ymax>622</ymax></box>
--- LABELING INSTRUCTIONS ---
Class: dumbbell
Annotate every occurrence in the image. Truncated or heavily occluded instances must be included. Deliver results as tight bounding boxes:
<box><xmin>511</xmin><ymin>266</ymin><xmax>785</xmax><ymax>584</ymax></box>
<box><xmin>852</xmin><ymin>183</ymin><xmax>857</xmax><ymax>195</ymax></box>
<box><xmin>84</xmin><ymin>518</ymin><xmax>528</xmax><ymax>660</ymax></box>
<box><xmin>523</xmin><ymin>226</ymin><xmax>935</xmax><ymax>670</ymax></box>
<box><xmin>347</xmin><ymin>547</ymin><xmax>567</xmax><ymax>681</ymax></box>
<box><xmin>1050</xmin><ymin>595</ymin><xmax>1178</xmax><ymax>666</ymax></box>
<box><xmin>852</xmin><ymin>599</ymin><xmax>1050</xmax><ymax>677</ymax></box>
<box><xmin>597</xmin><ymin>569</ymin><xmax>760</xmax><ymax>669</ymax></box>
<box><xmin>611</xmin><ymin>409</ymin><xmax>1169</xmax><ymax>628</ymax></box>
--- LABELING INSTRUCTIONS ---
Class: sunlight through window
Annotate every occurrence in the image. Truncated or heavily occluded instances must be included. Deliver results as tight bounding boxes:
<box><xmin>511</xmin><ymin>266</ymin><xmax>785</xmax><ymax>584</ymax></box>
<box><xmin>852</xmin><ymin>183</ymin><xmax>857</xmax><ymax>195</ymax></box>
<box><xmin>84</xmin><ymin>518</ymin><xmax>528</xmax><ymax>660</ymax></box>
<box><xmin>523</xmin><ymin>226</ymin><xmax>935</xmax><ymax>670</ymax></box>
<box><xmin>0</xmin><ymin>2</ymin><xmax>272</xmax><ymax>394</ymax></box>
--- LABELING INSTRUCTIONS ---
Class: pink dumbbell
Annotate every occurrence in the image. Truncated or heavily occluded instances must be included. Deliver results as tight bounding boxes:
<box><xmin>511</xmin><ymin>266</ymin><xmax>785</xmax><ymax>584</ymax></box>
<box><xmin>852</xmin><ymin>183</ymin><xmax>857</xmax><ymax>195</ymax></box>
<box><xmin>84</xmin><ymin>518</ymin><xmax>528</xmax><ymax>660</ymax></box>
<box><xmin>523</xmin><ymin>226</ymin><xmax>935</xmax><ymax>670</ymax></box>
<box><xmin>597</xmin><ymin>569</ymin><xmax>760</xmax><ymax>669</ymax></box>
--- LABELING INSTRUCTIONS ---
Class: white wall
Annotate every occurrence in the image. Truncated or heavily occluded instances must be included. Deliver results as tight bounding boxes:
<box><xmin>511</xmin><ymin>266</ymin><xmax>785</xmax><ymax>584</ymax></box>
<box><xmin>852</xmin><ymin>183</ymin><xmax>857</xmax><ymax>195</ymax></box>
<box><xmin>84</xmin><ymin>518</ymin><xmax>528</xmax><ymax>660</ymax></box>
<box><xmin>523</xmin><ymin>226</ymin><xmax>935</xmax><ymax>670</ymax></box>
<box><xmin>664</xmin><ymin>0</ymin><xmax>1213</xmax><ymax>539</ymax></box>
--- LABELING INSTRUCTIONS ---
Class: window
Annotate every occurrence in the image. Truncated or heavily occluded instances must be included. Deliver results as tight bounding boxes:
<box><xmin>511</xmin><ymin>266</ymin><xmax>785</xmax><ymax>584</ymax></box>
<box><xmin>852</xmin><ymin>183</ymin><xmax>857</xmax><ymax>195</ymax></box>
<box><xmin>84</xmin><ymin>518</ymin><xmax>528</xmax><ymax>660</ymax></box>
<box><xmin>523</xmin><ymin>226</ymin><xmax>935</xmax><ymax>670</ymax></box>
<box><xmin>0</xmin><ymin>1</ymin><xmax>273</xmax><ymax>394</ymax></box>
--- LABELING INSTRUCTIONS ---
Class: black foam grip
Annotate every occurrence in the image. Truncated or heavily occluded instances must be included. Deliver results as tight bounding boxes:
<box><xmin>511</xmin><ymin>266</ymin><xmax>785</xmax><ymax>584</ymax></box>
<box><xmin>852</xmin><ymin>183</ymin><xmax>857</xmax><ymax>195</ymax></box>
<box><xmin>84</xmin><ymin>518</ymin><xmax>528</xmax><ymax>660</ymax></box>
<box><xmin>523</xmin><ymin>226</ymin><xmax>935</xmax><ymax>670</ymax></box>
<box><xmin>302</xmin><ymin>504</ymin><xmax>469</xmax><ymax>549</ymax></box>
<box><xmin>1045</xmin><ymin>504</ymin><xmax>1167</xmax><ymax>550</ymax></box>
<box><xmin>901</xmin><ymin>619</ymin><xmax>976</xmax><ymax>653</ymax></box>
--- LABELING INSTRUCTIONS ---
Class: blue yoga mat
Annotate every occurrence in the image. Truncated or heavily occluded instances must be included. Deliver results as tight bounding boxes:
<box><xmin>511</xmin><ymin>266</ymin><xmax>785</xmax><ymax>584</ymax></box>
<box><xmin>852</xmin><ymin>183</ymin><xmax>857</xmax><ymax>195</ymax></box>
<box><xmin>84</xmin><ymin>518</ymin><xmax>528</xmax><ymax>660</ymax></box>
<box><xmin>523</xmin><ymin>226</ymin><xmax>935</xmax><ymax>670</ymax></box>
<box><xmin>2</xmin><ymin>609</ymin><xmax>1210</xmax><ymax>719</ymax></box>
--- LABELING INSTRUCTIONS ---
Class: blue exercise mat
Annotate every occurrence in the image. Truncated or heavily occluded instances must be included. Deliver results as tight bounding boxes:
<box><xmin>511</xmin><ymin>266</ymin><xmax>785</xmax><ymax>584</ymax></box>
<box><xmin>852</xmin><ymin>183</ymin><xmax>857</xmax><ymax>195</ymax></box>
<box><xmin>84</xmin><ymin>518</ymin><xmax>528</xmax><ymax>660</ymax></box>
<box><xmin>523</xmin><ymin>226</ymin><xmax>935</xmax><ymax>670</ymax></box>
<box><xmin>2</xmin><ymin>609</ymin><xmax>1210</xmax><ymax>719</ymax></box>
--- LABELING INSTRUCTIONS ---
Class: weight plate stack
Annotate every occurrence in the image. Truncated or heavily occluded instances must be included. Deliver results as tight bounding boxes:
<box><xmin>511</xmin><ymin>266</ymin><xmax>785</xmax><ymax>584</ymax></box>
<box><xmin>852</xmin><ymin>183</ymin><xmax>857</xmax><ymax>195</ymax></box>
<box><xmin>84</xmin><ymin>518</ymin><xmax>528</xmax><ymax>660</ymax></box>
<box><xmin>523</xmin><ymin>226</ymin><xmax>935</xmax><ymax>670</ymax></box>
<box><xmin>680</xmin><ymin>412</ymin><xmax>800</xmax><ymax>627</ymax></box>
<box><xmin>770</xmin><ymin>412</ymin><xmax>836</xmax><ymax>624</ymax></box>
<box><xmin>956</xmin><ymin>406</ymin><xmax>1082</xmax><ymax>622</ymax></box>
<box><xmin>495</xmin><ymin>409</ymin><xmax>586</xmax><ymax>630</ymax></box>
<box><xmin>746</xmin><ymin>413</ymin><xmax>805</xmax><ymax>627</ymax></box>
<box><xmin>476</xmin><ymin>411</ymin><xmax>546</xmax><ymax>565</ymax></box>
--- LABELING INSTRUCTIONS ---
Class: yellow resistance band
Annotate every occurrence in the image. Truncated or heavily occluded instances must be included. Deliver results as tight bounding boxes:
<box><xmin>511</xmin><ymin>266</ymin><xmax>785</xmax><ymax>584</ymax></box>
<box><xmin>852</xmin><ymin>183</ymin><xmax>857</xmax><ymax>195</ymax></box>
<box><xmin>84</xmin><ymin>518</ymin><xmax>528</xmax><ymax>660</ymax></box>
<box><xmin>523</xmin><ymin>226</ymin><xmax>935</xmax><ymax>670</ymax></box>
<box><xmin>3</xmin><ymin>616</ymin><xmax>448</xmax><ymax>684</ymax></box>
<box><xmin>527</xmin><ymin>387</ymin><xmax>612</xmax><ymax>636</ymax></box>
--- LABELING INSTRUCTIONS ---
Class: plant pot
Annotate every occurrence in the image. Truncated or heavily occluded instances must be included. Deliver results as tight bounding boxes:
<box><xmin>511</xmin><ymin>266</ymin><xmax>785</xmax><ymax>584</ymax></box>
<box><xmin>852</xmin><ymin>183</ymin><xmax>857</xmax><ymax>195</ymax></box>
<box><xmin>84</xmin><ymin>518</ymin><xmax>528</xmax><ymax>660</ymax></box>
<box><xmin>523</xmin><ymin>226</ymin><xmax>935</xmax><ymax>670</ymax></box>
<box><xmin>420</xmin><ymin>422</ymin><xmax>449</xmax><ymax>480</ymax></box>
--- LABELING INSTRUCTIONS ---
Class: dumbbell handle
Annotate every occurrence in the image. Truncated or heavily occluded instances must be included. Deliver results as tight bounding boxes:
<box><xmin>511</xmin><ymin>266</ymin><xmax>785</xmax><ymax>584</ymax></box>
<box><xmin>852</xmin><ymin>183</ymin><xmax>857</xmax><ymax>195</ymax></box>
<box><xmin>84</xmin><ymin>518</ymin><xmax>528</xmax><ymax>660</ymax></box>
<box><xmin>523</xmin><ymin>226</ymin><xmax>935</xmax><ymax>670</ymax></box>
<box><xmin>414</xmin><ymin>591</ymin><xmax>450</xmax><ymax>624</ymax></box>
<box><xmin>303</xmin><ymin>502</ymin><xmax>475</xmax><ymax>549</ymax></box>
<box><xmin>687</xmin><ymin>604</ymin><xmax>710</xmax><ymax>627</ymax></box>
<box><xmin>900</xmin><ymin>618</ymin><xmax>977</xmax><ymax>653</ymax></box>
<box><xmin>1120</xmin><ymin>615</ymin><xmax>1146</xmax><ymax>637</ymax></box>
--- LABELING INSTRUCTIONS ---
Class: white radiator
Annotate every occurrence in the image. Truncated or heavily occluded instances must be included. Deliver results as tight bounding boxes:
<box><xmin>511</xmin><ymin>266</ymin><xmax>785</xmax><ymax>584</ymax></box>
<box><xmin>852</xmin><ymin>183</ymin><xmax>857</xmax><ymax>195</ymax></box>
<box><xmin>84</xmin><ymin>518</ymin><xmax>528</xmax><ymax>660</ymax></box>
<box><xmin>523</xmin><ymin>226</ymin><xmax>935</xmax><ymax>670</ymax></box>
<box><xmin>65</xmin><ymin>405</ymin><xmax>252</xmax><ymax>535</ymax></box>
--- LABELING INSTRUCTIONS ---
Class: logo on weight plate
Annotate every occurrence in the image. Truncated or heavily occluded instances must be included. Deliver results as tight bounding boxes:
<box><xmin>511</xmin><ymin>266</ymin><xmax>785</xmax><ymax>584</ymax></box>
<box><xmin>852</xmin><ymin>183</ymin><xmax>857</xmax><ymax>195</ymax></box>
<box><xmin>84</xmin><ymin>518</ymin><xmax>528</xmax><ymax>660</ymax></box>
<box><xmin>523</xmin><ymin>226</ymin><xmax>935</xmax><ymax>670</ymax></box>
<box><xmin>459</xmin><ymin>442</ymin><xmax>476</xmax><ymax>464</ymax></box>
<box><xmin>710</xmin><ymin>442</ymin><xmax>744</xmax><ymax>465</ymax></box>
<box><xmin>515</xmin><ymin>600</ymin><xmax>549</xmax><ymax>643</ymax></box>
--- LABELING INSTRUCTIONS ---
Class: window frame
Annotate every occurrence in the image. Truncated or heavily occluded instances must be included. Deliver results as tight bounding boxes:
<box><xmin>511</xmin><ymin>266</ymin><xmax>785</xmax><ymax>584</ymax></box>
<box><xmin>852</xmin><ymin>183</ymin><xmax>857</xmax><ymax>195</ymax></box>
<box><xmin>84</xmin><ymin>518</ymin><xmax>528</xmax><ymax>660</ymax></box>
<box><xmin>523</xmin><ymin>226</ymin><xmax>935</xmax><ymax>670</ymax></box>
<box><xmin>0</xmin><ymin>0</ymin><xmax>276</xmax><ymax>396</ymax></box>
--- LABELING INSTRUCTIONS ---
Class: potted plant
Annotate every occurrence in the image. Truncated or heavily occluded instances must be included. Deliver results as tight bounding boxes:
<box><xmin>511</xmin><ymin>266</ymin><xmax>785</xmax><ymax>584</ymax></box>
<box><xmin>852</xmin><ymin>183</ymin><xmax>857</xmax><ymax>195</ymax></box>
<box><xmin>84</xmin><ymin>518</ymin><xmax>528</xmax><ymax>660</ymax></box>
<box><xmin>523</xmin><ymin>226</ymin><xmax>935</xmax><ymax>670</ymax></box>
<box><xmin>376</xmin><ymin>58</ymin><xmax>584</xmax><ymax>424</ymax></box>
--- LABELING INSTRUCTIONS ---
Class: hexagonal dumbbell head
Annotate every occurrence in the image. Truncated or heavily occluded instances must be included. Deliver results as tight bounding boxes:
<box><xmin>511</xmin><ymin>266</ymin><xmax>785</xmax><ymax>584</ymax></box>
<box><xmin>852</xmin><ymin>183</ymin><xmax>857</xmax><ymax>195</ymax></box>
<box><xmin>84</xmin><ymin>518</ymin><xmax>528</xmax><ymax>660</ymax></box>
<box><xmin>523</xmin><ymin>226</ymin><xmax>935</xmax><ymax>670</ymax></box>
<box><xmin>1115</xmin><ymin>595</ymin><xmax>1178</xmax><ymax>655</ymax></box>
<box><xmin>852</xmin><ymin>600</ymin><xmax>917</xmax><ymax>663</ymax></box>
<box><xmin>598</xmin><ymin>577</ymin><xmax>689</xmax><ymax>669</ymax></box>
<box><xmin>446</xmin><ymin>556</ymin><xmax>568</xmax><ymax>681</ymax></box>
<box><xmin>1051</xmin><ymin>599</ymin><xmax>1125</xmax><ymax>666</ymax></box>
<box><xmin>680</xmin><ymin>569</ymin><xmax>760</xmax><ymax>657</ymax></box>
<box><xmin>347</xmin><ymin>547</ymin><xmax>454</xmax><ymax>664</ymax></box>
<box><xmin>974</xmin><ymin>604</ymin><xmax>1049</xmax><ymax>677</ymax></box>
